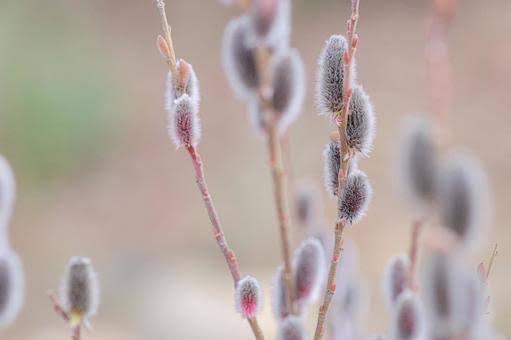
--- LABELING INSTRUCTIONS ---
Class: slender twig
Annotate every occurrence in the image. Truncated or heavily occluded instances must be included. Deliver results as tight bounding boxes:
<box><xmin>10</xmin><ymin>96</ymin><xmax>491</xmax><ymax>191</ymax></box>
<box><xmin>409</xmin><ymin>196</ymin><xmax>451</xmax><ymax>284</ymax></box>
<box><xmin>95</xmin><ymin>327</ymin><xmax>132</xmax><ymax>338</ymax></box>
<box><xmin>408</xmin><ymin>217</ymin><xmax>425</xmax><ymax>290</ymax></box>
<box><xmin>313</xmin><ymin>221</ymin><xmax>345</xmax><ymax>340</ymax></box>
<box><xmin>155</xmin><ymin>2</ymin><xmax>264</xmax><ymax>339</ymax></box>
<box><xmin>48</xmin><ymin>290</ymin><xmax>81</xmax><ymax>340</ymax></box>
<box><xmin>313</xmin><ymin>1</ymin><xmax>360</xmax><ymax>339</ymax></box>
<box><xmin>155</xmin><ymin>0</ymin><xmax>178</xmax><ymax>77</ymax></box>
<box><xmin>185</xmin><ymin>146</ymin><xmax>264</xmax><ymax>340</ymax></box>
<box><xmin>185</xmin><ymin>146</ymin><xmax>242</xmax><ymax>284</ymax></box>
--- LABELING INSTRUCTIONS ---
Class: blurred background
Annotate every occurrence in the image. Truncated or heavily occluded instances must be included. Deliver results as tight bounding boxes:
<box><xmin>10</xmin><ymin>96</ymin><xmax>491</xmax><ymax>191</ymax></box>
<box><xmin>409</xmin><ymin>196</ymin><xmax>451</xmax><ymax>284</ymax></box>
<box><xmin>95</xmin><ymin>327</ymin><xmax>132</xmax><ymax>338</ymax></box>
<box><xmin>0</xmin><ymin>0</ymin><xmax>510</xmax><ymax>339</ymax></box>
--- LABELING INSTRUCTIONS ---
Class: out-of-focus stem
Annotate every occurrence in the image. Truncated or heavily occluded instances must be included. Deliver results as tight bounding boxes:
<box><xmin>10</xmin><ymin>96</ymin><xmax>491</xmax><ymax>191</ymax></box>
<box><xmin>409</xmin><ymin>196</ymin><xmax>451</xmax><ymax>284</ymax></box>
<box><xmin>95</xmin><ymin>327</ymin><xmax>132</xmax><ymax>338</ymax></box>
<box><xmin>314</xmin><ymin>1</ymin><xmax>360</xmax><ymax>339</ymax></box>
<box><xmin>266</xmin><ymin>119</ymin><xmax>296</xmax><ymax>315</ymax></box>
<box><xmin>48</xmin><ymin>291</ymin><xmax>81</xmax><ymax>340</ymax></box>
<box><xmin>186</xmin><ymin>146</ymin><xmax>264</xmax><ymax>340</ymax></box>
<box><xmin>408</xmin><ymin>217</ymin><xmax>425</xmax><ymax>290</ymax></box>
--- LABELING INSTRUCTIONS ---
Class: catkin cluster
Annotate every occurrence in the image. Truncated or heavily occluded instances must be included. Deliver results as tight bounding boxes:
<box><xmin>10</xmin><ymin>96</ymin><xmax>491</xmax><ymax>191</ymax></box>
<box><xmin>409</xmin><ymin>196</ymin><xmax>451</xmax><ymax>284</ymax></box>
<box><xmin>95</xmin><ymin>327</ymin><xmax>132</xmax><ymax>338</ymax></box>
<box><xmin>317</xmin><ymin>35</ymin><xmax>375</xmax><ymax>226</ymax></box>
<box><xmin>377</xmin><ymin>113</ymin><xmax>496</xmax><ymax>339</ymax></box>
<box><xmin>222</xmin><ymin>0</ymin><xmax>305</xmax><ymax>136</ymax></box>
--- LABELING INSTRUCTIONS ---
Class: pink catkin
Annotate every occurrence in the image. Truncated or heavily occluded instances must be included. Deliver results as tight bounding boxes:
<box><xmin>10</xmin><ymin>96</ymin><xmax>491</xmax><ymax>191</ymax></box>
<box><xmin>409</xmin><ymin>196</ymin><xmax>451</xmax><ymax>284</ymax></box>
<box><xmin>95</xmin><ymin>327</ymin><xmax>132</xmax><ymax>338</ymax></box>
<box><xmin>236</xmin><ymin>276</ymin><xmax>262</xmax><ymax>319</ymax></box>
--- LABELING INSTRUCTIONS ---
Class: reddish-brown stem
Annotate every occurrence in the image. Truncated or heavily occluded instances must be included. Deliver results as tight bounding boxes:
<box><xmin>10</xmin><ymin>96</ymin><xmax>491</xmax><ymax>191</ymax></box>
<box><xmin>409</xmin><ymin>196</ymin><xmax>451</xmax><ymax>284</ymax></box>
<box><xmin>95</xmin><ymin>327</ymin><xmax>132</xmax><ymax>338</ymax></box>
<box><xmin>313</xmin><ymin>221</ymin><xmax>345</xmax><ymax>340</ymax></box>
<box><xmin>185</xmin><ymin>146</ymin><xmax>264</xmax><ymax>340</ymax></box>
<box><xmin>314</xmin><ymin>2</ymin><xmax>360</xmax><ymax>339</ymax></box>
<box><xmin>186</xmin><ymin>146</ymin><xmax>242</xmax><ymax>283</ymax></box>
<box><xmin>408</xmin><ymin>217</ymin><xmax>425</xmax><ymax>290</ymax></box>
<box><xmin>48</xmin><ymin>291</ymin><xmax>81</xmax><ymax>340</ymax></box>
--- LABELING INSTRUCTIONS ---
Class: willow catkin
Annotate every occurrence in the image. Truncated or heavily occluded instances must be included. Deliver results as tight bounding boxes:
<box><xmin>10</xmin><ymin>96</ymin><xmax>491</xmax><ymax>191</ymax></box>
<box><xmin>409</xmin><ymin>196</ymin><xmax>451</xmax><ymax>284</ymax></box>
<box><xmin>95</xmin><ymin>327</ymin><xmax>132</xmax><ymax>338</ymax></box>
<box><xmin>338</xmin><ymin>170</ymin><xmax>372</xmax><ymax>225</ymax></box>
<box><xmin>383</xmin><ymin>255</ymin><xmax>410</xmax><ymax>308</ymax></box>
<box><xmin>392</xmin><ymin>291</ymin><xmax>424</xmax><ymax>340</ymax></box>
<box><xmin>168</xmin><ymin>94</ymin><xmax>201</xmax><ymax>148</ymax></box>
<box><xmin>293</xmin><ymin>238</ymin><xmax>325</xmax><ymax>308</ymax></box>
<box><xmin>0</xmin><ymin>249</ymin><xmax>24</xmax><ymax>328</ymax></box>
<box><xmin>60</xmin><ymin>257</ymin><xmax>99</xmax><ymax>323</ymax></box>
<box><xmin>235</xmin><ymin>275</ymin><xmax>262</xmax><ymax>319</ymax></box>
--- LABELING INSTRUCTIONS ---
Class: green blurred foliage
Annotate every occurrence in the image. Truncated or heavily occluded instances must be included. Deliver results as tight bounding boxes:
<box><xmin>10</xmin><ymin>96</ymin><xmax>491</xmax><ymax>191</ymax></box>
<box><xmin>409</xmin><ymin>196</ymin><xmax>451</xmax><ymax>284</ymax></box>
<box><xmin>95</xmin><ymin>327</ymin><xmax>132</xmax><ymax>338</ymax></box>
<box><xmin>0</xmin><ymin>1</ymin><xmax>119</xmax><ymax>184</ymax></box>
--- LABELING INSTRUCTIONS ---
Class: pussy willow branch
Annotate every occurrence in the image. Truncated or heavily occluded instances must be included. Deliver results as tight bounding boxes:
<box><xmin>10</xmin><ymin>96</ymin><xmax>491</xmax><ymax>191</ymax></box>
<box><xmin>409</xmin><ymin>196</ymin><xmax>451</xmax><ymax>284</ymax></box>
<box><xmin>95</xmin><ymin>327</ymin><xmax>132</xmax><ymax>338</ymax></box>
<box><xmin>314</xmin><ymin>1</ymin><xmax>360</xmax><ymax>339</ymax></box>
<box><xmin>48</xmin><ymin>291</ymin><xmax>81</xmax><ymax>340</ymax></box>
<box><xmin>253</xmin><ymin>45</ymin><xmax>296</xmax><ymax>315</ymax></box>
<box><xmin>185</xmin><ymin>146</ymin><xmax>264</xmax><ymax>340</ymax></box>
<box><xmin>155</xmin><ymin>2</ymin><xmax>264</xmax><ymax>339</ymax></box>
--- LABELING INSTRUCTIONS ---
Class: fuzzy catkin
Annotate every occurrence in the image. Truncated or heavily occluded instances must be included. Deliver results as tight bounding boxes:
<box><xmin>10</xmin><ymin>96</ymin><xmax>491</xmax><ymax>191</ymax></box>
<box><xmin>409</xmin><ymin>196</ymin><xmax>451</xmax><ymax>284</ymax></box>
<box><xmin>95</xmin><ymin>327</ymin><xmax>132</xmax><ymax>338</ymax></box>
<box><xmin>347</xmin><ymin>85</ymin><xmax>376</xmax><ymax>155</ymax></box>
<box><xmin>278</xmin><ymin>316</ymin><xmax>306</xmax><ymax>340</ymax></box>
<box><xmin>392</xmin><ymin>291</ymin><xmax>424</xmax><ymax>340</ymax></box>
<box><xmin>316</xmin><ymin>35</ymin><xmax>354</xmax><ymax>116</ymax></box>
<box><xmin>437</xmin><ymin>152</ymin><xmax>489</xmax><ymax>246</ymax></box>
<box><xmin>60</xmin><ymin>257</ymin><xmax>99</xmax><ymax>320</ymax></box>
<box><xmin>222</xmin><ymin>16</ymin><xmax>260</xmax><ymax>99</ymax></box>
<box><xmin>168</xmin><ymin>94</ymin><xmax>201</xmax><ymax>148</ymax></box>
<box><xmin>399</xmin><ymin>115</ymin><xmax>437</xmax><ymax>206</ymax></box>
<box><xmin>270</xmin><ymin>49</ymin><xmax>305</xmax><ymax>134</ymax></box>
<box><xmin>383</xmin><ymin>255</ymin><xmax>410</xmax><ymax>308</ymax></box>
<box><xmin>293</xmin><ymin>238</ymin><xmax>325</xmax><ymax>307</ymax></box>
<box><xmin>0</xmin><ymin>249</ymin><xmax>24</xmax><ymax>328</ymax></box>
<box><xmin>338</xmin><ymin>170</ymin><xmax>372</xmax><ymax>225</ymax></box>
<box><xmin>248</xmin><ymin>0</ymin><xmax>291</xmax><ymax>48</ymax></box>
<box><xmin>235</xmin><ymin>276</ymin><xmax>262</xmax><ymax>319</ymax></box>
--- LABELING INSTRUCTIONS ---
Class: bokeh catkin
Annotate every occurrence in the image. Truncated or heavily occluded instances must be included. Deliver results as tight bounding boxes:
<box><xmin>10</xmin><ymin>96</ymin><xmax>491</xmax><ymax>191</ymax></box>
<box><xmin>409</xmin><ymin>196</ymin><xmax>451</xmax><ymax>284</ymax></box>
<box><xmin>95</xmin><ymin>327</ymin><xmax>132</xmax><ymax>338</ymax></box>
<box><xmin>272</xmin><ymin>265</ymin><xmax>289</xmax><ymax>320</ymax></box>
<box><xmin>437</xmin><ymin>151</ymin><xmax>489</xmax><ymax>246</ymax></box>
<box><xmin>222</xmin><ymin>16</ymin><xmax>260</xmax><ymax>99</ymax></box>
<box><xmin>278</xmin><ymin>316</ymin><xmax>306</xmax><ymax>340</ymax></box>
<box><xmin>383</xmin><ymin>255</ymin><xmax>410</xmax><ymax>308</ymax></box>
<box><xmin>392</xmin><ymin>291</ymin><xmax>424</xmax><ymax>340</ymax></box>
<box><xmin>60</xmin><ymin>257</ymin><xmax>99</xmax><ymax>324</ymax></box>
<box><xmin>248</xmin><ymin>0</ymin><xmax>290</xmax><ymax>48</ymax></box>
<box><xmin>293</xmin><ymin>238</ymin><xmax>325</xmax><ymax>308</ymax></box>
<box><xmin>0</xmin><ymin>249</ymin><xmax>24</xmax><ymax>328</ymax></box>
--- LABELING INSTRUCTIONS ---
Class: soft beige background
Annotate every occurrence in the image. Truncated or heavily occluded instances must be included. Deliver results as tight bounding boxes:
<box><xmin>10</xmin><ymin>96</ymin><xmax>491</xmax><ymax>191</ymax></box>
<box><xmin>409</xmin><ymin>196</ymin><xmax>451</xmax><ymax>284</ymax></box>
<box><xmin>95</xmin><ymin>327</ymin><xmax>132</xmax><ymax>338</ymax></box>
<box><xmin>0</xmin><ymin>0</ymin><xmax>509</xmax><ymax>339</ymax></box>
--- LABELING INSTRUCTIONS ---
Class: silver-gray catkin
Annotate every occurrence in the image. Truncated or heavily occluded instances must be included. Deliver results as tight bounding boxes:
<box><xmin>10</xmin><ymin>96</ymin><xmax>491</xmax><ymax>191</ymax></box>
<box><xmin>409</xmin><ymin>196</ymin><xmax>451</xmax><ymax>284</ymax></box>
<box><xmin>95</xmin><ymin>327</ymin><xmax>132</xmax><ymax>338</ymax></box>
<box><xmin>293</xmin><ymin>238</ymin><xmax>325</xmax><ymax>307</ymax></box>
<box><xmin>338</xmin><ymin>170</ymin><xmax>372</xmax><ymax>225</ymax></box>
<box><xmin>347</xmin><ymin>85</ymin><xmax>376</xmax><ymax>155</ymax></box>
<box><xmin>60</xmin><ymin>257</ymin><xmax>99</xmax><ymax>319</ymax></box>
<box><xmin>248</xmin><ymin>0</ymin><xmax>291</xmax><ymax>49</ymax></box>
<box><xmin>278</xmin><ymin>316</ymin><xmax>306</xmax><ymax>340</ymax></box>
<box><xmin>235</xmin><ymin>275</ymin><xmax>262</xmax><ymax>319</ymax></box>
<box><xmin>398</xmin><ymin>115</ymin><xmax>437</xmax><ymax>206</ymax></box>
<box><xmin>437</xmin><ymin>151</ymin><xmax>489</xmax><ymax>246</ymax></box>
<box><xmin>270</xmin><ymin>48</ymin><xmax>305</xmax><ymax>134</ymax></box>
<box><xmin>392</xmin><ymin>291</ymin><xmax>424</xmax><ymax>340</ymax></box>
<box><xmin>294</xmin><ymin>180</ymin><xmax>322</xmax><ymax>228</ymax></box>
<box><xmin>0</xmin><ymin>249</ymin><xmax>24</xmax><ymax>328</ymax></box>
<box><xmin>383</xmin><ymin>255</ymin><xmax>410</xmax><ymax>308</ymax></box>
<box><xmin>168</xmin><ymin>94</ymin><xmax>201</xmax><ymax>148</ymax></box>
<box><xmin>222</xmin><ymin>16</ymin><xmax>260</xmax><ymax>99</ymax></box>
<box><xmin>165</xmin><ymin>60</ymin><xmax>200</xmax><ymax>113</ymax></box>
<box><xmin>316</xmin><ymin>35</ymin><xmax>356</xmax><ymax>116</ymax></box>
<box><xmin>323</xmin><ymin>141</ymin><xmax>359</xmax><ymax>197</ymax></box>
